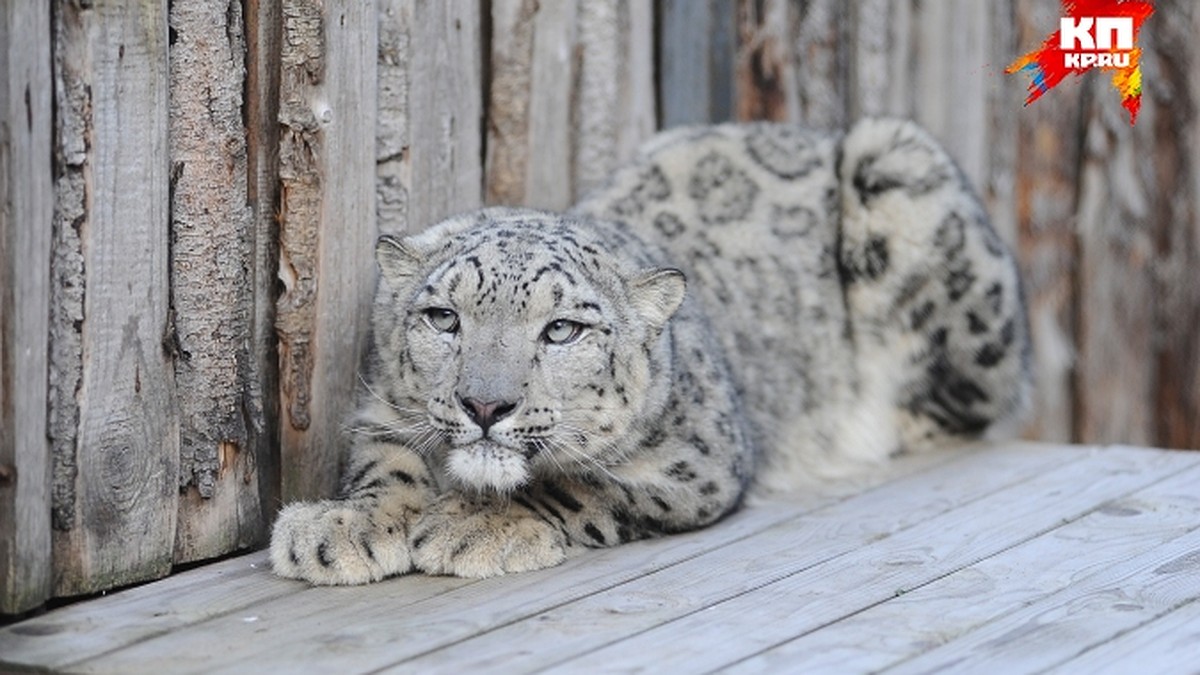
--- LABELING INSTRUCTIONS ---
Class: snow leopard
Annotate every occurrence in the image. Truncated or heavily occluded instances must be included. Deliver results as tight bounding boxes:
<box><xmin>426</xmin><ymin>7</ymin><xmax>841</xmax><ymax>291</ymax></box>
<box><xmin>270</xmin><ymin>117</ymin><xmax>1031</xmax><ymax>584</ymax></box>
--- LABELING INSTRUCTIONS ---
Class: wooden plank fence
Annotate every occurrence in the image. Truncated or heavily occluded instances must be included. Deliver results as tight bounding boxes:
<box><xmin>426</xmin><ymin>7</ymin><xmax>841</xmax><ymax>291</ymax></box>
<box><xmin>1</xmin><ymin>0</ymin><xmax>1197</xmax><ymax>615</ymax></box>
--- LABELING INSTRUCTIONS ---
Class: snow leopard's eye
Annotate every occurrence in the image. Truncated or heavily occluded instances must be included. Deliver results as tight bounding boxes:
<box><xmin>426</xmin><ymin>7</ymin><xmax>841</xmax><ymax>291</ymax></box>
<box><xmin>542</xmin><ymin>319</ymin><xmax>585</xmax><ymax>345</ymax></box>
<box><xmin>423</xmin><ymin>307</ymin><xmax>460</xmax><ymax>333</ymax></box>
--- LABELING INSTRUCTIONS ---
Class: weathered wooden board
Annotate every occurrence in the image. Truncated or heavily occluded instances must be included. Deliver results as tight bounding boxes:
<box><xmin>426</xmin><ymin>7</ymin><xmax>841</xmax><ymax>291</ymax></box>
<box><xmin>1073</xmin><ymin>89</ymin><xmax>1156</xmax><ymax>446</ymax></box>
<box><xmin>1011</xmin><ymin>0</ymin><xmax>1083</xmax><ymax>443</ymax></box>
<box><xmin>5</xmin><ymin>443</ymin><xmax>1197</xmax><ymax>675</ymax></box>
<box><xmin>401</xmin><ymin>0</ymin><xmax>483</xmax><ymax>230</ymax></box>
<box><xmin>276</xmin><ymin>0</ymin><xmax>379</xmax><ymax>501</ymax></box>
<box><xmin>0</xmin><ymin>0</ymin><xmax>54</xmax><ymax>615</ymax></box>
<box><xmin>396</xmin><ymin>445</ymin><xmax>1075</xmax><ymax>672</ymax></box>
<box><xmin>69</xmin><ymin>446</ymin><xmax>1050</xmax><ymax>673</ymax></box>
<box><xmin>734</xmin><ymin>0</ymin><xmax>798</xmax><ymax>122</ymax></box>
<box><xmin>887</xmin><ymin>525</ymin><xmax>1200</xmax><ymax>673</ymax></box>
<box><xmin>486</xmin><ymin>0</ymin><xmax>653</xmax><ymax>209</ymax></box>
<box><xmin>44</xmin><ymin>453</ymin><xmax>956</xmax><ymax>673</ymax></box>
<box><xmin>1049</xmin><ymin>595</ymin><xmax>1200</xmax><ymax>675</ymax></box>
<box><xmin>540</xmin><ymin>447</ymin><xmax>1197</xmax><ymax>673</ymax></box>
<box><xmin>724</xmin><ymin>465</ymin><xmax>1200</xmax><ymax>672</ymax></box>
<box><xmin>1144</xmin><ymin>0</ymin><xmax>1200</xmax><ymax>452</ymax></box>
<box><xmin>49</xmin><ymin>0</ymin><xmax>180</xmax><ymax>597</ymax></box>
<box><xmin>572</xmin><ymin>0</ymin><xmax>656</xmax><ymax>198</ymax></box>
<box><xmin>244</xmin><ymin>0</ymin><xmax>284</xmax><ymax>524</ymax></box>
<box><xmin>0</xmin><ymin>552</ymin><xmax>288</xmax><ymax>669</ymax></box>
<box><xmin>658</xmin><ymin>0</ymin><xmax>735</xmax><ymax>127</ymax></box>
<box><xmin>485</xmin><ymin>0</ymin><xmax>575</xmax><ymax>209</ymax></box>
<box><xmin>169</xmin><ymin>0</ymin><xmax>267</xmax><ymax>564</ymax></box>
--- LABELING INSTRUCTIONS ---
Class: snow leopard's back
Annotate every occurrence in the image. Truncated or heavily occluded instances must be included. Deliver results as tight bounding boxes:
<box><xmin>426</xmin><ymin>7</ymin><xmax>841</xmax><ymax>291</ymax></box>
<box><xmin>574</xmin><ymin>118</ymin><xmax>1030</xmax><ymax>491</ymax></box>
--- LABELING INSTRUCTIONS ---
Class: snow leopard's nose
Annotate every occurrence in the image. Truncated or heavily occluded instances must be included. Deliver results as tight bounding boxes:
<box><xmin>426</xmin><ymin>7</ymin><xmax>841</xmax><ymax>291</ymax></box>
<box><xmin>459</xmin><ymin>396</ymin><xmax>518</xmax><ymax>435</ymax></box>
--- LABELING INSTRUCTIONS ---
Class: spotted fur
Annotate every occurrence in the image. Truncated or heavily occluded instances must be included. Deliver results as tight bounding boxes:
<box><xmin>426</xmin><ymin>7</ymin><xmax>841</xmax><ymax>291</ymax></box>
<box><xmin>270</xmin><ymin>118</ymin><xmax>1030</xmax><ymax>584</ymax></box>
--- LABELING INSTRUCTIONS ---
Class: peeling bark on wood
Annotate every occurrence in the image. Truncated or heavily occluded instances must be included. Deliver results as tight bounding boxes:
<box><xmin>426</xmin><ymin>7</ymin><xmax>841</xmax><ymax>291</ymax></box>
<box><xmin>1</xmin><ymin>1</ymin><xmax>54</xmax><ymax>615</ymax></box>
<box><xmin>277</xmin><ymin>0</ymin><xmax>379</xmax><ymax>500</ymax></box>
<box><xmin>47</xmin><ymin>0</ymin><xmax>88</xmax><ymax>539</ymax></box>
<box><xmin>276</xmin><ymin>0</ymin><xmax>325</xmax><ymax>497</ymax></box>
<box><xmin>168</xmin><ymin>0</ymin><xmax>264</xmax><ymax>562</ymax></box>
<box><xmin>49</xmin><ymin>0</ymin><xmax>179</xmax><ymax>596</ymax></box>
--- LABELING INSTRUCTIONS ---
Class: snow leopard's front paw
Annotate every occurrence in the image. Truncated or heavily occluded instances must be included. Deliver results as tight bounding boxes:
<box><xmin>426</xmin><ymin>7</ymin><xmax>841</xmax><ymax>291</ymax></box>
<box><xmin>270</xmin><ymin>500</ymin><xmax>414</xmax><ymax>585</ymax></box>
<box><xmin>410</xmin><ymin>494</ymin><xmax>567</xmax><ymax>578</ymax></box>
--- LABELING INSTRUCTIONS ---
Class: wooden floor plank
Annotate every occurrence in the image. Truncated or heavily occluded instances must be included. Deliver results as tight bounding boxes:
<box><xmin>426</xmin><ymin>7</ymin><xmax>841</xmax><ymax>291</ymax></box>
<box><xmin>1045</xmin><ymin>598</ymin><xmax>1200</xmax><ymax>675</ymax></box>
<box><xmin>536</xmin><ymin>447</ymin><xmax>1198</xmax><ymax>673</ymax></box>
<box><xmin>388</xmin><ymin>444</ymin><xmax>1084</xmax><ymax>672</ymax></box>
<box><xmin>4</xmin><ymin>443</ymin><xmax>1195</xmax><ymax>675</ymax></box>
<box><xmin>0</xmin><ymin>552</ymin><xmax>294</xmax><ymax>668</ymax></box>
<box><xmin>63</xmin><ymin>446</ymin><xmax>979</xmax><ymax>674</ymax></box>
<box><xmin>883</xmin><ymin>525</ymin><xmax>1200</xmax><ymax>674</ymax></box>
<box><xmin>721</xmin><ymin>464</ymin><xmax>1200</xmax><ymax>673</ymax></box>
<box><xmin>68</xmin><ymin>502</ymin><xmax>817</xmax><ymax>675</ymax></box>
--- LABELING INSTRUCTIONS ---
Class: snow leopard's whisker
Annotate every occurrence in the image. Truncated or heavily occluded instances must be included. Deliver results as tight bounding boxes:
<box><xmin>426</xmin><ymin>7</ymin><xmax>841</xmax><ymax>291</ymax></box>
<box><xmin>408</xmin><ymin>426</ymin><xmax>448</xmax><ymax>457</ymax></box>
<box><xmin>555</xmin><ymin>421</ymin><xmax>630</xmax><ymax>466</ymax></box>
<box><xmin>544</xmin><ymin>431</ymin><xmax>625</xmax><ymax>483</ymax></box>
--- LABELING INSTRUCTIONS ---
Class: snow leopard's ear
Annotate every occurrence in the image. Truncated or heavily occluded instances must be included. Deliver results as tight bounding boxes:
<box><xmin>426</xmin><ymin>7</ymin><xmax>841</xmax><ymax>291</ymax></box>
<box><xmin>628</xmin><ymin>268</ymin><xmax>687</xmax><ymax>329</ymax></box>
<box><xmin>375</xmin><ymin>234</ymin><xmax>424</xmax><ymax>281</ymax></box>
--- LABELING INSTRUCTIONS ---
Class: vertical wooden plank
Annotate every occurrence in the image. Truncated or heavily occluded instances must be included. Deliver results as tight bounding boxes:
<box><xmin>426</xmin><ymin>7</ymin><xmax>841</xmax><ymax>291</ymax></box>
<box><xmin>789</xmin><ymin>0</ymin><xmax>848</xmax><ymax>128</ymax></box>
<box><xmin>0</xmin><ymin>0</ymin><xmax>53</xmax><ymax>614</ymax></box>
<box><xmin>244</xmin><ymin>0</ymin><xmax>283</xmax><ymax>520</ymax></box>
<box><xmin>376</xmin><ymin>0</ymin><xmax>409</xmax><ymax>234</ymax></box>
<box><xmin>484</xmin><ymin>0</ymin><xmax>650</xmax><ymax>208</ymax></box>
<box><xmin>847</xmin><ymin>0</ymin><xmax>913</xmax><ymax>119</ymax></box>
<box><xmin>50</xmin><ymin>0</ymin><xmax>179</xmax><ymax>596</ymax></box>
<box><xmin>734</xmin><ymin>0</ymin><xmax>845</xmax><ymax>126</ymax></box>
<box><xmin>1010</xmin><ymin>0</ymin><xmax>1082</xmax><ymax>442</ymax></box>
<box><xmin>277</xmin><ymin>0</ymin><xmax>378</xmax><ymax>501</ymax></box>
<box><xmin>168</xmin><ymin>0</ymin><xmax>266</xmax><ymax>563</ymax></box>
<box><xmin>658</xmin><ymin>0</ymin><xmax>735</xmax><ymax>127</ymax></box>
<box><xmin>1147</xmin><ymin>0</ymin><xmax>1200</xmax><ymax>451</ymax></box>
<box><xmin>483</xmin><ymin>0</ymin><xmax>538</xmax><ymax>206</ymax></box>
<box><xmin>378</xmin><ymin>0</ymin><xmax>484</xmax><ymax>231</ymax></box>
<box><xmin>619</xmin><ymin>0</ymin><xmax>657</xmax><ymax>162</ymax></box>
<box><xmin>909</xmin><ymin>1</ymin><xmax>989</xmax><ymax>187</ymax></box>
<box><xmin>525</xmin><ymin>0</ymin><xmax>581</xmax><ymax>209</ymax></box>
<box><xmin>574</xmin><ymin>0</ymin><xmax>656</xmax><ymax>196</ymax></box>
<box><xmin>983</xmin><ymin>1</ymin><xmax>1020</xmax><ymax>247</ymax></box>
<box><xmin>1073</xmin><ymin>86</ymin><xmax>1156</xmax><ymax>445</ymax></box>
<box><xmin>734</xmin><ymin>0</ymin><xmax>796</xmax><ymax>122</ymax></box>
<box><xmin>405</xmin><ymin>0</ymin><xmax>483</xmax><ymax>228</ymax></box>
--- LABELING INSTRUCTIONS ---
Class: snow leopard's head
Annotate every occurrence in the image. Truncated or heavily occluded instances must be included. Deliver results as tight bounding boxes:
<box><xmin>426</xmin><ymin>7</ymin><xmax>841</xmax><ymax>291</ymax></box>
<box><xmin>364</xmin><ymin>208</ymin><xmax>685</xmax><ymax>492</ymax></box>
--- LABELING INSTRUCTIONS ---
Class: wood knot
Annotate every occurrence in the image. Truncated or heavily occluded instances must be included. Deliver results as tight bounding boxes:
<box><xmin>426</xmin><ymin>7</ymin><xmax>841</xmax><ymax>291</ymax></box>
<box><xmin>0</xmin><ymin>463</ymin><xmax>15</xmax><ymax>486</ymax></box>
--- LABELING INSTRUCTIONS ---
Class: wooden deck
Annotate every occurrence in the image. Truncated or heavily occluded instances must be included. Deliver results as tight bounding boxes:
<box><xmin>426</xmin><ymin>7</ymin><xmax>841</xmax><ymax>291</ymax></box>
<box><xmin>3</xmin><ymin>441</ymin><xmax>1199</xmax><ymax>674</ymax></box>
